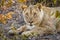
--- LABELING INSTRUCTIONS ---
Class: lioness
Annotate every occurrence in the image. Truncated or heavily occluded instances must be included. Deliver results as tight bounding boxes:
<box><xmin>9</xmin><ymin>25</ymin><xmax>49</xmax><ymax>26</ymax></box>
<box><xmin>8</xmin><ymin>4</ymin><xmax>56</xmax><ymax>36</ymax></box>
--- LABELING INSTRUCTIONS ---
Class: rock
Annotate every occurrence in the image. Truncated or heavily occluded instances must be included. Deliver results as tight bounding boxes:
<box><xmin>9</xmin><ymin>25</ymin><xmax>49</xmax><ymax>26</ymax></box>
<box><xmin>8</xmin><ymin>30</ymin><xmax>16</xmax><ymax>36</ymax></box>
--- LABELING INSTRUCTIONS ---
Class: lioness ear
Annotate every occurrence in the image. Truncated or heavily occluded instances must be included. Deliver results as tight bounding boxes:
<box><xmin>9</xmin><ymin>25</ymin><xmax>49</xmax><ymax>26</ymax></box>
<box><xmin>21</xmin><ymin>4</ymin><xmax>27</xmax><ymax>10</ymax></box>
<box><xmin>35</xmin><ymin>3</ymin><xmax>42</xmax><ymax>10</ymax></box>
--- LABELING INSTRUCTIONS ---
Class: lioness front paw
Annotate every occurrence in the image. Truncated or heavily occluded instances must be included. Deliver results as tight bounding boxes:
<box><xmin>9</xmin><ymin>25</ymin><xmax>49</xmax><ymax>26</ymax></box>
<box><xmin>21</xmin><ymin>31</ymin><xmax>32</xmax><ymax>36</ymax></box>
<box><xmin>21</xmin><ymin>31</ymin><xmax>38</xmax><ymax>37</ymax></box>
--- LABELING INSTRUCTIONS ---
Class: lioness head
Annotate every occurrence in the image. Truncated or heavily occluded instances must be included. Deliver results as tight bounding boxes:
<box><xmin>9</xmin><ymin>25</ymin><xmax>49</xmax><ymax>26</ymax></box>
<box><xmin>22</xmin><ymin>4</ymin><xmax>44</xmax><ymax>26</ymax></box>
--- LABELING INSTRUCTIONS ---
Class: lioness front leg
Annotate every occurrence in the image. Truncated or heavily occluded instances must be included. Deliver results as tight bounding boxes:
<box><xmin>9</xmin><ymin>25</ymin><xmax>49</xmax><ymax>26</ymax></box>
<box><xmin>21</xmin><ymin>27</ymin><xmax>46</xmax><ymax>36</ymax></box>
<box><xmin>17</xmin><ymin>25</ymin><xmax>27</xmax><ymax>34</ymax></box>
<box><xmin>21</xmin><ymin>26</ymin><xmax>56</xmax><ymax>36</ymax></box>
<box><xmin>8</xmin><ymin>25</ymin><xmax>27</xmax><ymax>35</ymax></box>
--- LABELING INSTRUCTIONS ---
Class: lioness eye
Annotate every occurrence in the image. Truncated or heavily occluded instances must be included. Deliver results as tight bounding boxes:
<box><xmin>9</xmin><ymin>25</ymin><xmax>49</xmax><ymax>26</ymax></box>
<box><xmin>34</xmin><ymin>13</ymin><xmax>37</xmax><ymax>16</ymax></box>
<box><xmin>26</xmin><ymin>13</ymin><xmax>28</xmax><ymax>16</ymax></box>
<box><xmin>25</xmin><ymin>13</ymin><xmax>28</xmax><ymax>18</ymax></box>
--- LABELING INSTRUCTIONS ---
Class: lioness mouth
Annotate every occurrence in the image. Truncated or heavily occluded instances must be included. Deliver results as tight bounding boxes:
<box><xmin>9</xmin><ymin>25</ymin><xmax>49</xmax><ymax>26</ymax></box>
<box><xmin>30</xmin><ymin>23</ymin><xmax>33</xmax><ymax>26</ymax></box>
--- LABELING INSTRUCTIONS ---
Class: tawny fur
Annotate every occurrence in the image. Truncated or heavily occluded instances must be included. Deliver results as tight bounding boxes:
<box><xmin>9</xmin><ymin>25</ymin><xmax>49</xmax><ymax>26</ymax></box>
<box><xmin>16</xmin><ymin>4</ymin><xmax>56</xmax><ymax>36</ymax></box>
<box><xmin>9</xmin><ymin>4</ymin><xmax>60</xmax><ymax>36</ymax></box>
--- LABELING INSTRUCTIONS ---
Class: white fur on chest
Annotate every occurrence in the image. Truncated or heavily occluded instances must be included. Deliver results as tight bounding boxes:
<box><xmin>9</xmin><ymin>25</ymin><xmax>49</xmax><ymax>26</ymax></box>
<box><xmin>26</xmin><ymin>25</ymin><xmax>35</xmax><ymax>30</ymax></box>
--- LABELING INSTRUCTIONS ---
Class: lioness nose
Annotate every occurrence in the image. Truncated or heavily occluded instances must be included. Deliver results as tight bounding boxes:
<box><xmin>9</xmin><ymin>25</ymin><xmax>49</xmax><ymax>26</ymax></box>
<box><xmin>29</xmin><ymin>21</ymin><xmax>33</xmax><ymax>23</ymax></box>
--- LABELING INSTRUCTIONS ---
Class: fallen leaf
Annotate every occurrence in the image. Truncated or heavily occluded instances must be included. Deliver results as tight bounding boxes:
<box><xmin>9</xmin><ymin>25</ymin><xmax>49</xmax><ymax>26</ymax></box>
<box><xmin>5</xmin><ymin>12</ymin><xmax>14</xmax><ymax>19</ymax></box>
<box><xmin>0</xmin><ymin>14</ymin><xmax>7</xmax><ymax>24</ymax></box>
<box><xmin>17</xmin><ymin>0</ymin><xmax>27</xmax><ymax>3</ymax></box>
